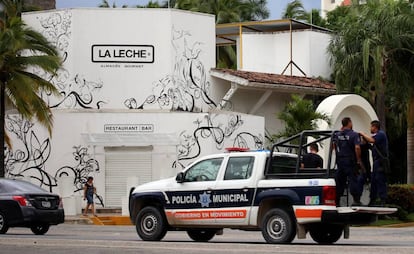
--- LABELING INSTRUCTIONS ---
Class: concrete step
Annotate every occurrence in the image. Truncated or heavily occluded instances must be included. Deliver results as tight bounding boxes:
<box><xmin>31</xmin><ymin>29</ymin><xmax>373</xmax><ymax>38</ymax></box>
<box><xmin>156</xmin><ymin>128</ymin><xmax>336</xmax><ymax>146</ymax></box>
<box><xmin>82</xmin><ymin>207</ymin><xmax>122</xmax><ymax>214</ymax></box>
<box><xmin>86</xmin><ymin>215</ymin><xmax>132</xmax><ymax>226</ymax></box>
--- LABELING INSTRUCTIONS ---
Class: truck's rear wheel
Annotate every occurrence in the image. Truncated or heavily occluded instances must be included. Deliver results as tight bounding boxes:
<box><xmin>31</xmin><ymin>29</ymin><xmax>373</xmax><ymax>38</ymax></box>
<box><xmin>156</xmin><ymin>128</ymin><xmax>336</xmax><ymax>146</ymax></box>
<box><xmin>135</xmin><ymin>206</ymin><xmax>167</xmax><ymax>241</ymax></box>
<box><xmin>187</xmin><ymin>229</ymin><xmax>218</xmax><ymax>242</ymax></box>
<box><xmin>261</xmin><ymin>208</ymin><xmax>296</xmax><ymax>244</ymax></box>
<box><xmin>309</xmin><ymin>223</ymin><xmax>344</xmax><ymax>244</ymax></box>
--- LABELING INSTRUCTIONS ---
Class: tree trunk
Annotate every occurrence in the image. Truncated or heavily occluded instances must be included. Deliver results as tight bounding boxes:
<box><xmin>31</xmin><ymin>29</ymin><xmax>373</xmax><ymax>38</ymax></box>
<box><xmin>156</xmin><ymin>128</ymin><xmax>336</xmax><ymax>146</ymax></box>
<box><xmin>377</xmin><ymin>57</ymin><xmax>387</xmax><ymax>131</ymax></box>
<box><xmin>376</xmin><ymin>91</ymin><xmax>387</xmax><ymax>131</ymax></box>
<box><xmin>407</xmin><ymin>94</ymin><xmax>414</xmax><ymax>184</ymax></box>
<box><xmin>1</xmin><ymin>83</ymin><xmax>4</xmax><ymax>177</ymax></box>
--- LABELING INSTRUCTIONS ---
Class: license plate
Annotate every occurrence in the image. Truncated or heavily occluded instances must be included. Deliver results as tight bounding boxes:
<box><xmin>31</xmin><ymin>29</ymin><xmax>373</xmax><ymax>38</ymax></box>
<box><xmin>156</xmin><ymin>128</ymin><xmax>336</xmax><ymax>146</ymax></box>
<box><xmin>41</xmin><ymin>201</ymin><xmax>51</xmax><ymax>208</ymax></box>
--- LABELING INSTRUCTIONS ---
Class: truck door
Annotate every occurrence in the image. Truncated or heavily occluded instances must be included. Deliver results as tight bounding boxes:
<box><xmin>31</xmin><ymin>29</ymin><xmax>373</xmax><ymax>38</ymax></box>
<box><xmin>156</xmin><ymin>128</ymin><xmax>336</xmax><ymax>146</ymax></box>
<box><xmin>211</xmin><ymin>156</ymin><xmax>257</xmax><ymax>225</ymax></box>
<box><xmin>164</xmin><ymin>157</ymin><xmax>223</xmax><ymax>226</ymax></box>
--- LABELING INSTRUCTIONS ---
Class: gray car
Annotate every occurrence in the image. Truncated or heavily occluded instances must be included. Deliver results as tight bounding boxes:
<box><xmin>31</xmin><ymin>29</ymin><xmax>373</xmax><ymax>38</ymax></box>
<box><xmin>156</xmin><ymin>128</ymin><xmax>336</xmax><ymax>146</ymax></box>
<box><xmin>0</xmin><ymin>178</ymin><xmax>65</xmax><ymax>235</ymax></box>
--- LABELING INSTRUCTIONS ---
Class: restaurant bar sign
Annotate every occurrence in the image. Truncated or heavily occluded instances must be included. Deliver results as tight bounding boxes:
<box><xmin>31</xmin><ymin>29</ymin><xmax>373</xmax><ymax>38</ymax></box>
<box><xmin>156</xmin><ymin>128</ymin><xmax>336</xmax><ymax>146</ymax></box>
<box><xmin>92</xmin><ymin>45</ymin><xmax>154</xmax><ymax>63</ymax></box>
<box><xmin>104</xmin><ymin>124</ymin><xmax>154</xmax><ymax>133</ymax></box>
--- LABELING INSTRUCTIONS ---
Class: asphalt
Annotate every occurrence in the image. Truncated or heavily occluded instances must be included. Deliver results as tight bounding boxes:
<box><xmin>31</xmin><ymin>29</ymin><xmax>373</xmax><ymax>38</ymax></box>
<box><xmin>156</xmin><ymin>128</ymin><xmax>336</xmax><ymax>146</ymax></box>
<box><xmin>64</xmin><ymin>214</ymin><xmax>414</xmax><ymax>228</ymax></box>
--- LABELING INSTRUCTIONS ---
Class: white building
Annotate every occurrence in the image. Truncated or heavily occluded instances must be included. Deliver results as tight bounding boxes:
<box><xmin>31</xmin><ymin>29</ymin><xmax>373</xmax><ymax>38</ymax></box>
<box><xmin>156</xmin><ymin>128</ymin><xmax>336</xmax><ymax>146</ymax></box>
<box><xmin>6</xmin><ymin>9</ymin><xmax>338</xmax><ymax>213</ymax></box>
<box><xmin>321</xmin><ymin>0</ymin><xmax>355</xmax><ymax>18</ymax></box>
<box><xmin>213</xmin><ymin>19</ymin><xmax>335</xmax><ymax>138</ymax></box>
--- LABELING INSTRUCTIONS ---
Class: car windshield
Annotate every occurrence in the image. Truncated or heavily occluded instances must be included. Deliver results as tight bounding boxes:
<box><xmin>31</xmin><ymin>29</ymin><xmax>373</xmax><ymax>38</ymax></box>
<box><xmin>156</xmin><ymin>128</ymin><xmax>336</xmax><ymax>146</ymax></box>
<box><xmin>0</xmin><ymin>179</ymin><xmax>49</xmax><ymax>193</ymax></box>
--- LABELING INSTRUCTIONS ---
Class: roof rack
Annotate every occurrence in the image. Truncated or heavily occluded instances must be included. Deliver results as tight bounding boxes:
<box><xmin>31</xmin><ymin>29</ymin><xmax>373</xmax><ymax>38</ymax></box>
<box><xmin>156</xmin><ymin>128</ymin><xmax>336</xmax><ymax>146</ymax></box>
<box><xmin>225</xmin><ymin>147</ymin><xmax>249</xmax><ymax>152</ymax></box>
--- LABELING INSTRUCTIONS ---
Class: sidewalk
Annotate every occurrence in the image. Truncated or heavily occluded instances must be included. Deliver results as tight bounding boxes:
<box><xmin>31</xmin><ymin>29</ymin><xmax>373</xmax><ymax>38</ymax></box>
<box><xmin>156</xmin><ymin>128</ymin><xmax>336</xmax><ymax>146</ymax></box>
<box><xmin>65</xmin><ymin>211</ymin><xmax>132</xmax><ymax>225</ymax></box>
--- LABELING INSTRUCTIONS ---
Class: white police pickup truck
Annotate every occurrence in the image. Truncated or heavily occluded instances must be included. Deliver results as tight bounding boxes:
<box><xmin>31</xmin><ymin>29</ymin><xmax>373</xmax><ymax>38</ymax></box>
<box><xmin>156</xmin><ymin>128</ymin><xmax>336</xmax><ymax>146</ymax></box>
<box><xmin>129</xmin><ymin>130</ymin><xmax>396</xmax><ymax>244</ymax></box>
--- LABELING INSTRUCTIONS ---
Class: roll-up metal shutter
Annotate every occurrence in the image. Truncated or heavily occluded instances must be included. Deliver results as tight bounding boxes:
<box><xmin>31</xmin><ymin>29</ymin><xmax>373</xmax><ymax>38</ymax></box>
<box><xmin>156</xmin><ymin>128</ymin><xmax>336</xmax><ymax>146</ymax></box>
<box><xmin>104</xmin><ymin>146</ymin><xmax>152</xmax><ymax>207</ymax></box>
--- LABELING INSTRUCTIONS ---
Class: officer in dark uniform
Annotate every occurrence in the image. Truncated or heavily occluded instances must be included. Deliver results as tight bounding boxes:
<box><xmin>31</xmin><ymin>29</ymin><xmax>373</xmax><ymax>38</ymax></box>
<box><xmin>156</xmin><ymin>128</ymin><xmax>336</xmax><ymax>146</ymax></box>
<box><xmin>360</xmin><ymin>120</ymin><xmax>389</xmax><ymax>206</ymax></box>
<box><xmin>301</xmin><ymin>143</ymin><xmax>323</xmax><ymax>168</ymax></box>
<box><xmin>334</xmin><ymin>117</ymin><xmax>364</xmax><ymax>206</ymax></box>
<box><xmin>360</xmin><ymin>137</ymin><xmax>372</xmax><ymax>184</ymax></box>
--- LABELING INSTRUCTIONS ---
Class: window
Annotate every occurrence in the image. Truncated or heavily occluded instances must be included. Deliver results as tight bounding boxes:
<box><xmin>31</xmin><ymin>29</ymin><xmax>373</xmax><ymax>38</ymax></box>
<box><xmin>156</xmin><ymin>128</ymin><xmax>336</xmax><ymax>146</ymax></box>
<box><xmin>184</xmin><ymin>158</ymin><xmax>223</xmax><ymax>182</ymax></box>
<box><xmin>267</xmin><ymin>156</ymin><xmax>297</xmax><ymax>174</ymax></box>
<box><xmin>224</xmin><ymin>157</ymin><xmax>255</xmax><ymax>180</ymax></box>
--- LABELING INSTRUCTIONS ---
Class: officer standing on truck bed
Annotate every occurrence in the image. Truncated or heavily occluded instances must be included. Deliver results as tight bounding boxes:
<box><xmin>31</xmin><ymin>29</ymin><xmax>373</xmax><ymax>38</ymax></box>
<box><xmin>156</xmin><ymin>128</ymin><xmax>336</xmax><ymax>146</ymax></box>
<box><xmin>334</xmin><ymin>117</ymin><xmax>364</xmax><ymax>206</ymax></box>
<box><xmin>359</xmin><ymin>120</ymin><xmax>389</xmax><ymax>206</ymax></box>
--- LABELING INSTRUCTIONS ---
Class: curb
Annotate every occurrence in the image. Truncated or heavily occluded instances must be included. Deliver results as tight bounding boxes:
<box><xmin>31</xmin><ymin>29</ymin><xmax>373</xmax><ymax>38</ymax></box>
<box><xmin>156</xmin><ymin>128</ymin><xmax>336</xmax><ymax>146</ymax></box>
<box><xmin>381</xmin><ymin>222</ymin><xmax>414</xmax><ymax>228</ymax></box>
<box><xmin>65</xmin><ymin>215</ymin><xmax>132</xmax><ymax>225</ymax></box>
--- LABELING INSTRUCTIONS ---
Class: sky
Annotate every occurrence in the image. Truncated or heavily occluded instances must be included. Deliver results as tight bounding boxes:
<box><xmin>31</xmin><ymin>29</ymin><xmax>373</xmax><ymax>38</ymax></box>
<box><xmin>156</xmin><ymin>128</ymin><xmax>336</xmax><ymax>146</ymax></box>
<box><xmin>55</xmin><ymin>0</ymin><xmax>321</xmax><ymax>20</ymax></box>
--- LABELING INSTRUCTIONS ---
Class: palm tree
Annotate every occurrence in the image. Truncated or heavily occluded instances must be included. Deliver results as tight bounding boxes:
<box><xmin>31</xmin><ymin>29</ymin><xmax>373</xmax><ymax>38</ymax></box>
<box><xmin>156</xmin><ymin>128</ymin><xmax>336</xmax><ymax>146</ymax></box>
<box><xmin>0</xmin><ymin>0</ymin><xmax>62</xmax><ymax>177</ymax></box>
<box><xmin>98</xmin><ymin>0</ymin><xmax>111</xmax><ymax>8</ymax></box>
<box><xmin>240</xmin><ymin>0</ymin><xmax>269</xmax><ymax>21</ymax></box>
<box><xmin>328</xmin><ymin>0</ymin><xmax>414</xmax><ymax>183</ymax></box>
<box><xmin>282</xmin><ymin>0</ymin><xmax>308</xmax><ymax>21</ymax></box>
<box><xmin>191</xmin><ymin>0</ymin><xmax>269</xmax><ymax>68</ymax></box>
<box><xmin>307</xmin><ymin>9</ymin><xmax>326</xmax><ymax>27</ymax></box>
<box><xmin>274</xmin><ymin>95</ymin><xmax>330</xmax><ymax>139</ymax></box>
<box><xmin>325</xmin><ymin>5</ymin><xmax>350</xmax><ymax>31</ymax></box>
<box><xmin>98</xmin><ymin>0</ymin><xmax>128</xmax><ymax>8</ymax></box>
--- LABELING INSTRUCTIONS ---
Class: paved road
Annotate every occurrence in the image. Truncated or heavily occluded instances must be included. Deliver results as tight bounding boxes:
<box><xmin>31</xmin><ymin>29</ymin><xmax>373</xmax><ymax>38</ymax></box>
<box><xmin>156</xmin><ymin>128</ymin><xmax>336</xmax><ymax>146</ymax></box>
<box><xmin>1</xmin><ymin>224</ymin><xmax>414</xmax><ymax>254</ymax></box>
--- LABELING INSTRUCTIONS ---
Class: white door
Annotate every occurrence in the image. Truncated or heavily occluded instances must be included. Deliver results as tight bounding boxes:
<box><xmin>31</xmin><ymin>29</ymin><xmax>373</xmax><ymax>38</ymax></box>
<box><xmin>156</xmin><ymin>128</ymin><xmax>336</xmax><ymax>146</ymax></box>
<box><xmin>105</xmin><ymin>146</ymin><xmax>152</xmax><ymax>207</ymax></box>
<box><xmin>164</xmin><ymin>157</ymin><xmax>224</xmax><ymax>226</ymax></box>
<box><xmin>213</xmin><ymin>155</ymin><xmax>257</xmax><ymax>225</ymax></box>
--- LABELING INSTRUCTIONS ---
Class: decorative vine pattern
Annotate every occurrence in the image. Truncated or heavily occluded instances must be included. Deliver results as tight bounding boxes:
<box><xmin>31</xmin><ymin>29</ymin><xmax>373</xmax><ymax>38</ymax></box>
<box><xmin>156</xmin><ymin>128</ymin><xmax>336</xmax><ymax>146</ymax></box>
<box><xmin>174</xmin><ymin>114</ymin><xmax>264</xmax><ymax>168</ymax></box>
<box><xmin>124</xmin><ymin>26</ymin><xmax>216</xmax><ymax>112</ymax></box>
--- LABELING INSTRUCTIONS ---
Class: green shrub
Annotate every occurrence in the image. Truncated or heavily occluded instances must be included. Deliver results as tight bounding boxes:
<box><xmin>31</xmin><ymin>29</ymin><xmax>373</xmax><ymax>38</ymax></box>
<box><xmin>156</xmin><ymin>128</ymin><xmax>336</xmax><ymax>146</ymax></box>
<box><xmin>386</xmin><ymin>185</ymin><xmax>414</xmax><ymax>213</ymax></box>
<box><xmin>382</xmin><ymin>204</ymin><xmax>409</xmax><ymax>221</ymax></box>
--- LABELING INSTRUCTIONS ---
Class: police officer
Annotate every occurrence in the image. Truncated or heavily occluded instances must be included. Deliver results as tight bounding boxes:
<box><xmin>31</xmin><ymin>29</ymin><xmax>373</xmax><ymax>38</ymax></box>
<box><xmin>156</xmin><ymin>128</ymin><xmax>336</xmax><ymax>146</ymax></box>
<box><xmin>334</xmin><ymin>117</ymin><xmax>364</xmax><ymax>206</ymax></box>
<box><xmin>359</xmin><ymin>120</ymin><xmax>389</xmax><ymax>206</ymax></box>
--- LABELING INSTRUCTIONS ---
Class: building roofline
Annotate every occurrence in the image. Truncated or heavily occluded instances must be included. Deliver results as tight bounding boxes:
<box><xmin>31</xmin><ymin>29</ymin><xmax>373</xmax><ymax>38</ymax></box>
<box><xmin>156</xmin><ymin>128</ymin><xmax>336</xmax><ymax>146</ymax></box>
<box><xmin>210</xmin><ymin>68</ymin><xmax>336</xmax><ymax>96</ymax></box>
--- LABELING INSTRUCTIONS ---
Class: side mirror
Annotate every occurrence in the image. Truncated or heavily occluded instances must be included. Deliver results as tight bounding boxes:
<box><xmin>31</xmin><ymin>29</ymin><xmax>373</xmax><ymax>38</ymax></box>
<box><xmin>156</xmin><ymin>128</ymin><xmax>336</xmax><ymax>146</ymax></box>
<box><xmin>176</xmin><ymin>172</ymin><xmax>185</xmax><ymax>183</ymax></box>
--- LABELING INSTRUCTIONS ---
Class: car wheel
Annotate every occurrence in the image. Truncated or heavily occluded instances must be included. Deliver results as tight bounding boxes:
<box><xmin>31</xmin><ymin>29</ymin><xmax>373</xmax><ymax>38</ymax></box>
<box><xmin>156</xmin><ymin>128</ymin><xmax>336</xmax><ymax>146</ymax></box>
<box><xmin>30</xmin><ymin>224</ymin><xmax>50</xmax><ymax>235</ymax></box>
<box><xmin>0</xmin><ymin>212</ymin><xmax>9</xmax><ymax>234</ymax></box>
<box><xmin>135</xmin><ymin>206</ymin><xmax>167</xmax><ymax>241</ymax></box>
<box><xmin>187</xmin><ymin>229</ymin><xmax>218</xmax><ymax>242</ymax></box>
<box><xmin>309</xmin><ymin>223</ymin><xmax>344</xmax><ymax>244</ymax></box>
<box><xmin>261</xmin><ymin>208</ymin><xmax>296</xmax><ymax>244</ymax></box>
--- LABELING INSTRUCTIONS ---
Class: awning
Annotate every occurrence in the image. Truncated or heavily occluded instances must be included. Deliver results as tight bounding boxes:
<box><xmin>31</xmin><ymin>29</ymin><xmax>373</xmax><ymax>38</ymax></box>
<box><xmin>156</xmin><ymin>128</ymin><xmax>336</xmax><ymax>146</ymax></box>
<box><xmin>81</xmin><ymin>133</ymin><xmax>179</xmax><ymax>146</ymax></box>
<box><xmin>210</xmin><ymin>68</ymin><xmax>336</xmax><ymax>95</ymax></box>
<box><xmin>216</xmin><ymin>19</ymin><xmax>331</xmax><ymax>46</ymax></box>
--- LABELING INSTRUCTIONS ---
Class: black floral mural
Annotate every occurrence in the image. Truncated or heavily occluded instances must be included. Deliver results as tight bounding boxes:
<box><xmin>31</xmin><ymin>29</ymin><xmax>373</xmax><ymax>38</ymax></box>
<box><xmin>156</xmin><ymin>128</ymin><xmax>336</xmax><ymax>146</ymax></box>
<box><xmin>174</xmin><ymin>114</ymin><xmax>264</xmax><ymax>168</ymax></box>
<box><xmin>124</xmin><ymin>27</ymin><xmax>216</xmax><ymax>111</ymax></box>
<box><xmin>55</xmin><ymin>146</ymin><xmax>100</xmax><ymax>192</ymax></box>
<box><xmin>4</xmin><ymin>115</ymin><xmax>56</xmax><ymax>191</ymax></box>
<box><xmin>5</xmin><ymin>115</ymin><xmax>99</xmax><ymax>192</ymax></box>
<box><xmin>34</xmin><ymin>10</ymin><xmax>106</xmax><ymax>109</ymax></box>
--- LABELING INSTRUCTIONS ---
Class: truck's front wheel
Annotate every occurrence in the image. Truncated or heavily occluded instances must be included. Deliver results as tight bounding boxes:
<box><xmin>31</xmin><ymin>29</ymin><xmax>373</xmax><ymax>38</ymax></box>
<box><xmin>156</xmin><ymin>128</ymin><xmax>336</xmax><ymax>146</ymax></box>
<box><xmin>135</xmin><ymin>206</ymin><xmax>167</xmax><ymax>241</ymax></box>
<box><xmin>261</xmin><ymin>208</ymin><xmax>296</xmax><ymax>244</ymax></box>
<box><xmin>309</xmin><ymin>223</ymin><xmax>344</xmax><ymax>244</ymax></box>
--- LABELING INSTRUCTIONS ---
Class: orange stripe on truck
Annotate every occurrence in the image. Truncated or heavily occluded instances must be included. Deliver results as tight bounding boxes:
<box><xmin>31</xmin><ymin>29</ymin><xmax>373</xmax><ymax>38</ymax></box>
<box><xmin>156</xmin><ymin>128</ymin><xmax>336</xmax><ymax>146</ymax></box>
<box><xmin>295</xmin><ymin>209</ymin><xmax>323</xmax><ymax>218</ymax></box>
<box><xmin>168</xmin><ymin>209</ymin><xmax>247</xmax><ymax>220</ymax></box>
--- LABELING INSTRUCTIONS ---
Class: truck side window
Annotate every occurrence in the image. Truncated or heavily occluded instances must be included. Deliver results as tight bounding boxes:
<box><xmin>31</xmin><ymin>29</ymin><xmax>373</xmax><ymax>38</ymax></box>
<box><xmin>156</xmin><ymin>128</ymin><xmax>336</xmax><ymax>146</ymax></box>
<box><xmin>224</xmin><ymin>157</ymin><xmax>255</xmax><ymax>180</ymax></box>
<box><xmin>184</xmin><ymin>158</ymin><xmax>223</xmax><ymax>182</ymax></box>
<box><xmin>269</xmin><ymin>156</ymin><xmax>297</xmax><ymax>174</ymax></box>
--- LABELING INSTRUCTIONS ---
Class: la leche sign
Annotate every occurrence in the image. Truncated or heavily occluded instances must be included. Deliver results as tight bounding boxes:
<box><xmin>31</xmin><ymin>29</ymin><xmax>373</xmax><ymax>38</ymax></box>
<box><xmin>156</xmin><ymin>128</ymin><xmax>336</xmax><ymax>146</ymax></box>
<box><xmin>92</xmin><ymin>44</ymin><xmax>154</xmax><ymax>63</ymax></box>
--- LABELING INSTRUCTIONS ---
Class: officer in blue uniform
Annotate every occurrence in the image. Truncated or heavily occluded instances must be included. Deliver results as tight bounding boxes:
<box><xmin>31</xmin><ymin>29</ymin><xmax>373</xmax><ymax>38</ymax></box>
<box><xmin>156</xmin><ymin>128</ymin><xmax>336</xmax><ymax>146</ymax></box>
<box><xmin>334</xmin><ymin>117</ymin><xmax>364</xmax><ymax>206</ymax></box>
<box><xmin>360</xmin><ymin>120</ymin><xmax>389</xmax><ymax>206</ymax></box>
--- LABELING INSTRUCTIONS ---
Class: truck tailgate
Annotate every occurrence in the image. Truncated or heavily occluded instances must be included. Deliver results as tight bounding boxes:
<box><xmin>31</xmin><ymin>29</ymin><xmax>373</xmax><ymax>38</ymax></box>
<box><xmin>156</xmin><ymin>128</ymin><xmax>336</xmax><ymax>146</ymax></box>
<box><xmin>337</xmin><ymin>206</ymin><xmax>398</xmax><ymax>215</ymax></box>
<box><xmin>321</xmin><ymin>206</ymin><xmax>397</xmax><ymax>225</ymax></box>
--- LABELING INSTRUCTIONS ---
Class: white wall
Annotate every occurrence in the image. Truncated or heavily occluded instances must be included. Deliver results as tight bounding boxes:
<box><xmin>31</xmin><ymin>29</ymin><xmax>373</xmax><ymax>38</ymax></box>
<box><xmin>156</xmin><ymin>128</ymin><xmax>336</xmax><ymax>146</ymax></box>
<box><xmin>240</xmin><ymin>31</ymin><xmax>332</xmax><ymax>79</ymax></box>
<box><xmin>5</xmin><ymin>110</ymin><xmax>264</xmax><ymax>194</ymax></box>
<box><xmin>210</xmin><ymin>77</ymin><xmax>304</xmax><ymax>147</ymax></box>
<box><xmin>22</xmin><ymin>9</ymin><xmax>216</xmax><ymax>112</ymax></box>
